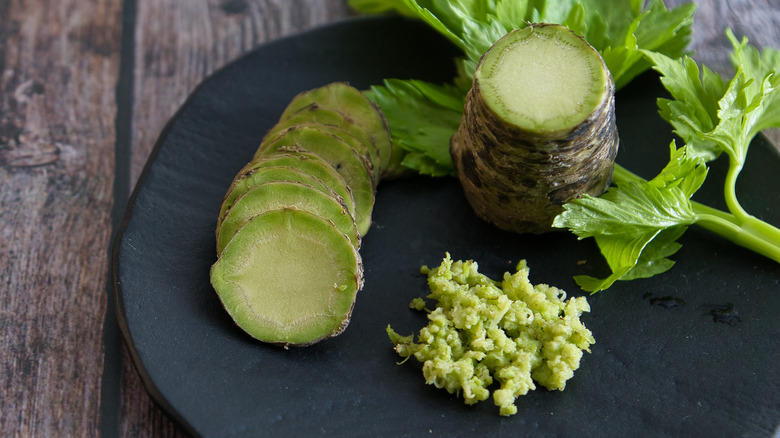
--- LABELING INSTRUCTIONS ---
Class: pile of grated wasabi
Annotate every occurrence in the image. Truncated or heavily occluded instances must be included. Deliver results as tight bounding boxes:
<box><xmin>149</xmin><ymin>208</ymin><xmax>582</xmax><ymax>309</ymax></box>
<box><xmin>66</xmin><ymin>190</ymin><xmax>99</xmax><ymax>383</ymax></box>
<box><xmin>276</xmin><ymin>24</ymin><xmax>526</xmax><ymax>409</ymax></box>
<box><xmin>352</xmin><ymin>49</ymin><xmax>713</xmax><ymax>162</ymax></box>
<box><xmin>387</xmin><ymin>253</ymin><xmax>595</xmax><ymax>416</ymax></box>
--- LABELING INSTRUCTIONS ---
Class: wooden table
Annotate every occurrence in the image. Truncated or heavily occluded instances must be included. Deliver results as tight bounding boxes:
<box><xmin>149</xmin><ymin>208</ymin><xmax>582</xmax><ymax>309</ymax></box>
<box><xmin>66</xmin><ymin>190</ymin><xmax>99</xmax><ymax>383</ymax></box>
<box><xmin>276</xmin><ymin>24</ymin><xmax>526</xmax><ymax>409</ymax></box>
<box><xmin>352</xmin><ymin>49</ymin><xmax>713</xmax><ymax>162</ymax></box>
<box><xmin>2</xmin><ymin>1</ymin><xmax>778</xmax><ymax>436</ymax></box>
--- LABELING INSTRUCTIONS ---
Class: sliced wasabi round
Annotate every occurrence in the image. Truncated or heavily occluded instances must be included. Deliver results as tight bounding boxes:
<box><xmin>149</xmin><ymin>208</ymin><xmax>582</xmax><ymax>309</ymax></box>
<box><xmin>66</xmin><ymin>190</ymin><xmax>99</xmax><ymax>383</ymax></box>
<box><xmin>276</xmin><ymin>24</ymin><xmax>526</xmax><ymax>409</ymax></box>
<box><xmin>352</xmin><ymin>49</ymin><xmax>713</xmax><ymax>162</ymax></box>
<box><xmin>238</xmin><ymin>147</ymin><xmax>356</xmax><ymax>220</ymax></box>
<box><xmin>216</xmin><ymin>180</ymin><xmax>360</xmax><ymax>256</ymax></box>
<box><xmin>211</xmin><ymin>208</ymin><xmax>363</xmax><ymax>347</ymax></box>
<box><xmin>258</xmin><ymin>125</ymin><xmax>376</xmax><ymax>236</ymax></box>
<box><xmin>218</xmin><ymin>166</ymin><xmax>336</xmax><ymax>230</ymax></box>
<box><xmin>266</xmin><ymin>105</ymin><xmax>382</xmax><ymax>174</ymax></box>
<box><xmin>280</xmin><ymin>82</ymin><xmax>397</xmax><ymax>178</ymax></box>
<box><xmin>263</xmin><ymin>121</ymin><xmax>379</xmax><ymax>189</ymax></box>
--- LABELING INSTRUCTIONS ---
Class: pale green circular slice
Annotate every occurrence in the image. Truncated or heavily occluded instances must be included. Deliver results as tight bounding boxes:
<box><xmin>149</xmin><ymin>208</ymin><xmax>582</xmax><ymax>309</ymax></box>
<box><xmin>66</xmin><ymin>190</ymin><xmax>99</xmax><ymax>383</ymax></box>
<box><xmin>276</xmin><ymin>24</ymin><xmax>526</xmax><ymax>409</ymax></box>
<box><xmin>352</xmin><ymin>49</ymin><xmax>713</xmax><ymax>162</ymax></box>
<box><xmin>281</xmin><ymin>82</ymin><xmax>395</xmax><ymax>175</ymax></box>
<box><xmin>240</xmin><ymin>148</ymin><xmax>356</xmax><ymax>220</ymax></box>
<box><xmin>476</xmin><ymin>24</ymin><xmax>610</xmax><ymax>134</ymax></box>
<box><xmin>218</xmin><ymin>166</ymin><xmax>333</xmax><ymax>229</ymax></box>
<box><xmin>210</xmin><ymin>208</ymin><xmax>363</xmax><ymax>347</ymax></box>
<box><xmin>266</xmin><ymin>106</ymin><xmax>382</xmax><ymax>177</ymax></box>
<box><xmin>216</xmin><ymin>180</ymin><xmax>360</xmax><ymax>256</ymax></box>
<box><xmin>258</xmin><ymin>125</ymin><xmax>376</xmax><ymax>236</ymax></box>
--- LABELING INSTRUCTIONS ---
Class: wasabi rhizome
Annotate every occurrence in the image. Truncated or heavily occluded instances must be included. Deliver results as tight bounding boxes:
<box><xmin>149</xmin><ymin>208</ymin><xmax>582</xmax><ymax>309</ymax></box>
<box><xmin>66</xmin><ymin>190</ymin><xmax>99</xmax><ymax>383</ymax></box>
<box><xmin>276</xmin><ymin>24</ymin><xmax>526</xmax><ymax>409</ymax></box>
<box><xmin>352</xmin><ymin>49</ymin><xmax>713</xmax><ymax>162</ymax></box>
<box><xmin>452</xmin><ymin>23</ymin><xmax>618</xmax><ymax>234</ymax></box>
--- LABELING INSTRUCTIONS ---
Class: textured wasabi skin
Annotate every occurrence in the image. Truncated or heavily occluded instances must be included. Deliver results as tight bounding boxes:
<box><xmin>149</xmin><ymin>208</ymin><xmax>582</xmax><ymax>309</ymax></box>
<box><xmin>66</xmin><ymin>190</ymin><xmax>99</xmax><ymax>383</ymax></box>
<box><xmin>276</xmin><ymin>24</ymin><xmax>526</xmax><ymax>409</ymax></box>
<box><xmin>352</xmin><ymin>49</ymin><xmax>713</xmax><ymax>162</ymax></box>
<box><xmin>450</xmin><ymin>24</ymin><xmax>618</xmax><ymax>234</ymax></box>
<box><xmin>388</xmin><ymin>253</ymin><xmax>595</xmax><ymax>416</ymax></box>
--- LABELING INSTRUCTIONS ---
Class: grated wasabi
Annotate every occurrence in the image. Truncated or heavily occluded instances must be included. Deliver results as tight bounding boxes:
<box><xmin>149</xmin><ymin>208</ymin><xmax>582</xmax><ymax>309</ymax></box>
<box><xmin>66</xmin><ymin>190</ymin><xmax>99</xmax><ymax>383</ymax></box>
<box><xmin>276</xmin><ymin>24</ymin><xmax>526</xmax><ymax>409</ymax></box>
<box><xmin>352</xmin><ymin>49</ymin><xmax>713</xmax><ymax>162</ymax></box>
<box><xmin>387</xmin><ymin>253</ymin><xmax>595</xmax><ymax>416</ymax></box>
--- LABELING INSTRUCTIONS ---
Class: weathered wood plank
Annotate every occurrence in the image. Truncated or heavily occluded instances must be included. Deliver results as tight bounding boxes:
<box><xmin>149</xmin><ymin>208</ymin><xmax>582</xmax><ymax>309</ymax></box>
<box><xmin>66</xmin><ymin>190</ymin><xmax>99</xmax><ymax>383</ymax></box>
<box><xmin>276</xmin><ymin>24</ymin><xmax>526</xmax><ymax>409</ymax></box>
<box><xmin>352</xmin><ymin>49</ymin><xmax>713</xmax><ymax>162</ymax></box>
<box><xmin>121</xmin><ymin>1</ymin><xmax>352</xmax><ymax>436</ymax></box>
<box><xmin>0</xmin><ymin>0</ymin><xmax>122</xmax><ymax>436</ymax></box>
<box><xmin>128</xmin><ymin>0</ymin><xmax>354</xmax><ymax>185</ymax></box>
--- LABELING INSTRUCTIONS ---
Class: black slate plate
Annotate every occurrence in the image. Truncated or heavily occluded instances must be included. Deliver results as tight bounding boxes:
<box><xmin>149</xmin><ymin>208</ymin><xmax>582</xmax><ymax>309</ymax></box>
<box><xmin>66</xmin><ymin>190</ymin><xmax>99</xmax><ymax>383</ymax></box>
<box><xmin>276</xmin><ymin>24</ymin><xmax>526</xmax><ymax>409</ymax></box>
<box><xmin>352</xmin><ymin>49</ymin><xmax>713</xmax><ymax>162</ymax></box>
<box><xmin>112</xmin><ymin>16</ymin><xmax>780</xmax><ymax>438</ymax></box>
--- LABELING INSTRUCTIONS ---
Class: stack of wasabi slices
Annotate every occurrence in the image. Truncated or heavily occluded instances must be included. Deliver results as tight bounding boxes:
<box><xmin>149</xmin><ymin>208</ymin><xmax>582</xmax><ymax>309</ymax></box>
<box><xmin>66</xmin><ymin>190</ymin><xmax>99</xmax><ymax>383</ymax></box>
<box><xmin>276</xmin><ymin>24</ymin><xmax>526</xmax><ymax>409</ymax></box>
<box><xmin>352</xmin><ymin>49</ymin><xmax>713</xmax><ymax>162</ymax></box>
<box><xmin>210</xmin><ymin>82</ymin><xmax>401</xmax><ymax>347</ymax></box>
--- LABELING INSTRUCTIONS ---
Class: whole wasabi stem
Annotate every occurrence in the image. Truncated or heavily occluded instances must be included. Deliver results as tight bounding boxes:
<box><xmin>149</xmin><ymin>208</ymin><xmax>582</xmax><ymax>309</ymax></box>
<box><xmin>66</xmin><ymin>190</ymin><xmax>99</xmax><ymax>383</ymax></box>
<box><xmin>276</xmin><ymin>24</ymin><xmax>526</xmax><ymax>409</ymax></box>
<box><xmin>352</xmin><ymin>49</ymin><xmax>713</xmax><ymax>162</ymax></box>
<box><xmin>451</xmin><ymin>24</ymin><xmax>619</xmax><ymax>234</ymax></box>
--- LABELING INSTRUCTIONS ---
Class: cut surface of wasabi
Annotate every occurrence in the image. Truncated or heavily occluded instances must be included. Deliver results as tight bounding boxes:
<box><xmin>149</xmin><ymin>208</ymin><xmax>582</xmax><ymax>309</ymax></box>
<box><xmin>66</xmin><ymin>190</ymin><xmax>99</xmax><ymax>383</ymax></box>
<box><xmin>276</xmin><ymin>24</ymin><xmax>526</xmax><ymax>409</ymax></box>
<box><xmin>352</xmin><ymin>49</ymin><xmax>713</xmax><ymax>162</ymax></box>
<box><xmin>218</xmin><ymin>166</ymin><xmax>335</xmax><ymax>228</ymax></box>
<box><xmin>216</xmin><ymin>180</ymin><xmax>359</xmax><ymax>255</ymax></box>
<box><xmin>239</xmin><ymin>148</ymin><xmax>356</xmax><ymax>220</ymax></box>
<box><xmin>259</xmin><ymin>125</ymin><xmax>376</xmax><ymax>236</ymax></box>
<box><xmin>476</xmin><ymin>24</ymin><xmax>609</xmax><ymax>134</ymax></box>
<box><xmin>211</xmin><ymin>208</ymin><xmax>363</xmax><ymax>347</ymax></box>
<box><xmin>266</xmin><ymin>106</ymin><xmax>382</xmax><ymax>174</ymax></box>
<box><xmin>280</xmin><ymin>82</ymin><xmax>397</xmax><ymax>176</ymax></box>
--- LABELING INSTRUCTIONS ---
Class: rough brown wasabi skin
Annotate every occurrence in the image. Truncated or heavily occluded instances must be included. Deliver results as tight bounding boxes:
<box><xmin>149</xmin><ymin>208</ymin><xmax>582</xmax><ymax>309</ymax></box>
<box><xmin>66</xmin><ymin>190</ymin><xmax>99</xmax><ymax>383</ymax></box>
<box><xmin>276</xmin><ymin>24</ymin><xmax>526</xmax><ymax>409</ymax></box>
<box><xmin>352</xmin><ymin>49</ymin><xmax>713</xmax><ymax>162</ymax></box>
<box><xmin>450</xmin><ymin>24</ymin><xmax>619</xmax><ymax>234</ymax></box>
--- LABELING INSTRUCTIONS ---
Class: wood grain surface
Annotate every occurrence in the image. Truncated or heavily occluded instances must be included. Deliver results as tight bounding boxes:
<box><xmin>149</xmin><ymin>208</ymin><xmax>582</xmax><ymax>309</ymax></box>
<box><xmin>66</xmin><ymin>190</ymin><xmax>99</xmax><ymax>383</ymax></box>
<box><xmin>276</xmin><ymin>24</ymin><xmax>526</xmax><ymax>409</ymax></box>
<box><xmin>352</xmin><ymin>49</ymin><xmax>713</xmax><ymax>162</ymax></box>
<box><xmin>0</xmin><ymin>1</ymin><xmax>778</xmax><ymax>436</ymax></box>
<box><xmin>0</xmin><ymin>0</ymin><xmax>121</xmax><ymax>436</ymax></box>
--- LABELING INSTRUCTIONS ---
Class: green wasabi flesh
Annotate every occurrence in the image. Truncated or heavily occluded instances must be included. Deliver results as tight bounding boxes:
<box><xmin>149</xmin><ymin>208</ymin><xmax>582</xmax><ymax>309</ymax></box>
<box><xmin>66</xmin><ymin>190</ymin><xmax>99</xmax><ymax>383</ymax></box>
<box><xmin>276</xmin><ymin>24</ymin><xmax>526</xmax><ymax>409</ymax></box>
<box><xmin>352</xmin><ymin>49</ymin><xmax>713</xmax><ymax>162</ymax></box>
<box><xmin>212</xmin><ymin>82</ymin><xmax>398</xmax><ymax>346</ymax></box>
<box><xmin>258</xmin><ymin>125</ymin><xmax>376</xmax><ymax>236</ymax></box>
<box><xmin>217</xmin><ymin>165</ymin><xmax>337</xmax><ymax>229</ymax></box>
<box><xmin>211</xmin><ymin>208</ymin><xmax>363</xmax><ymax>347</ymax></box>
<box><xmin>236</xmin><ymin>147</ymin><xmax>356</xmax><ymax>220</ymax></box>
<box><xmin>267</xmin><ymin>105</ymin><xmax>382</xmax><ymax>175</ymax></box>
<box><xmin>476</xmin><ymin>24</ymin><xmax>609</xmax><ymax>134</ymax></box>
<box><xmin>388</xmin><ymin>253</ymin><xmax>595</xmax><ymax>416</ymax></box>
<box><xmin>216</xmin><ymin>180</ymin><xmax>360</xmax><ymax>256</ymax></box>
<box><xmin>280</xmin><ymin>82</ymin><xmax>398</xmax><ymax>177</ymax></box>
<box><xmin>263</xmin><ymin>121</ymin><xmax>379</xmax><ymax>188</ymax></box>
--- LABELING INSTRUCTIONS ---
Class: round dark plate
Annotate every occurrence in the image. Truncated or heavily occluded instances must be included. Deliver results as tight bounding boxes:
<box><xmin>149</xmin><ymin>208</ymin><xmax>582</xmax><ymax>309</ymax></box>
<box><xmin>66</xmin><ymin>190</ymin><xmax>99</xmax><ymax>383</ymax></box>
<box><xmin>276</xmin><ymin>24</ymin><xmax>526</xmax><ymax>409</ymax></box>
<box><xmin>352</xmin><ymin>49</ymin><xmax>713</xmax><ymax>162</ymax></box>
<box><xmin>112</xmin><ymin>16</ymin><xmax>780</xmax><ymax>438</ymax></box>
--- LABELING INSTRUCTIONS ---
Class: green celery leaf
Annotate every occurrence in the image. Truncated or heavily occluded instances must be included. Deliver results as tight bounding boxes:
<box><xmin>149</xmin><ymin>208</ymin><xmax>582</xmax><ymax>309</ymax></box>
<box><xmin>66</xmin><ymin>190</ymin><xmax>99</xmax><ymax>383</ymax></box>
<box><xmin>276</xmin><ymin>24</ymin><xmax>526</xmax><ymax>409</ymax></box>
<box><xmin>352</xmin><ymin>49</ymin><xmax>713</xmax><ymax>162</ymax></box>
<box><xmin>644</xmin><ymin>50</ymin><xmax>728</xmax><ymax>162</ymax></box>
<box><xmin>623</xmin><ymin>0</ymin><xmax>695</xmax><ymax>87</ymax></box>
<box><xmin>620</xmin><ymin>225</ymin><xmax>686</xmax><ymax>280</ymax></box>
<box><xmin>646</xmin><ymin>32</ymin><xmax>780</xmax><ymax>166</ymax></box>
<box><xmin>553</xmin><ymin>145</ymin><xmax>704</xmax><ymax>292</ymax></box>
<box><xmin>555</xmin><ymin>180</ymin><xmax>695</xmax><ymax>292</ymax></box>
<box><xmin>366</xmin><ymin>79</ymin><xmax>464</xmax><ymax>176</ymax></box>
<box><xmin>727</xmin><ymin>29</ymin><xmax>780</xmax><ymax>137</ymax></box>
<box><xmin>553</xmin><ymin>179</ymin><xmax>696</xmax><ymax>239</ymax></box>
<box><xmin>705</xmin><ymin>31</ymin><xmax>780</xmax><ymax>165</ymax></box>
<box><xmin>573</xmin><ymin>224</ymin><xmax>685</xmax><ymax>291</ymax></box>
<box><xmin>399</xmin><ymin>153</ymin><xmax>452</xmax><ymax>178</ymax></box>
<box><xmin>647</xmin><ymin>142</ymin><xmax>709</xmax><ymax>198</ymax></box>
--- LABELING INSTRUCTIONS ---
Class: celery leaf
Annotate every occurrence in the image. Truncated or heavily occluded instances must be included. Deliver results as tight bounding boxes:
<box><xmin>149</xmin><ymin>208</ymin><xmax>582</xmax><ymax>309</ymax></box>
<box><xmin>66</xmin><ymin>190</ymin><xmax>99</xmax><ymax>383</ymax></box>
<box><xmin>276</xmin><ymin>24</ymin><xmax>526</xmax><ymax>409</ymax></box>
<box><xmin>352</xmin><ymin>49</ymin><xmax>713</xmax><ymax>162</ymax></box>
<box><xmin>557</xmin><ymin>35</ymin><xmax>780</xmax><ymax>291</ymax></box>
<box><xmin>553</xmin><ymin>145</ymin><xmax>704</xmax><ymax>292</ymax></box>
<box><xmin>366</xmin><ymin>79</ymin><xmax>463</xmax><ymax>176</ymax></box>
<box><xmin>647</xmin><ymin>32</ymin><xmax>780</xmax><ymax>166</ymax></box>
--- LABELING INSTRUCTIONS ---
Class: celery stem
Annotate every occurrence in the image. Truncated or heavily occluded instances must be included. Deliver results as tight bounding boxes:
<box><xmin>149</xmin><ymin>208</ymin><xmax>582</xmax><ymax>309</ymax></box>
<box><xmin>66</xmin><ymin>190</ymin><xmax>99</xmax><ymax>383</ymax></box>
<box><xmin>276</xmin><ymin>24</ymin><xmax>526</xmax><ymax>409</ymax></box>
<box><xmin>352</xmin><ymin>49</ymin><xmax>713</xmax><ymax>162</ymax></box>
<box><xmin>694</xmin><ymin>210</ymin><xmax>780</xmax><ymax>264</ymax></box>
<box><xmin>724</xmin><ymin>157</ymin><xmax>749</xmax><ymax>221</ymax></box>
<box><xmin>614</xmin><ymin>164</ymin><xmax>780</xmax><ymax>264</ymax></box>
